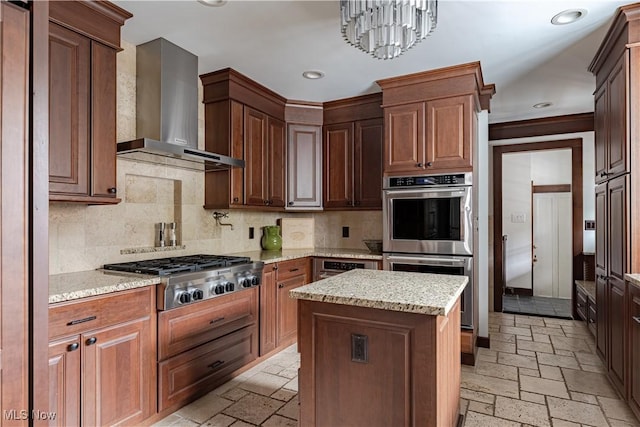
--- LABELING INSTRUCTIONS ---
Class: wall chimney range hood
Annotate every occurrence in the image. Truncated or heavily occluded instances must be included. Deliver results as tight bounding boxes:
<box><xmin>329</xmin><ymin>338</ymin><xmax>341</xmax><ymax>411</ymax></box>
<box><xmin>117</xmin><ymin>38</ymin><xmax>244</xmax><ymax>171</ymax></box>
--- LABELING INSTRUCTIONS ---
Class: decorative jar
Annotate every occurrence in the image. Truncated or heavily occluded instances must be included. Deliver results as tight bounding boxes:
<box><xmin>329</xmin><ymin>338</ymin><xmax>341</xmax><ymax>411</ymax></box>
<box><xmin>261</xmin><ymin>225</ymin><xmax>282</xmax><ymax>251</ymax></box>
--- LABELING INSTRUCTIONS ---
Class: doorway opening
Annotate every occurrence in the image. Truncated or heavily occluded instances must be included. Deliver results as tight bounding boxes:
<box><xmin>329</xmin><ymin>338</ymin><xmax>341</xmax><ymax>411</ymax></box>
<box><xmin>493</xmin><ymin>139</ymin><xmax>583</xmax><ymax>318</ymax></box>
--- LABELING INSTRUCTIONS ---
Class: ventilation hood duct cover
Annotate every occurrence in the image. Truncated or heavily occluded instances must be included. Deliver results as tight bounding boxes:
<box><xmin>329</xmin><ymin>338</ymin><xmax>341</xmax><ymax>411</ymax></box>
<box><xmin>117</xmin><ymin>38</ymin><xmax>243</xmax><ymax>171</ymax></box>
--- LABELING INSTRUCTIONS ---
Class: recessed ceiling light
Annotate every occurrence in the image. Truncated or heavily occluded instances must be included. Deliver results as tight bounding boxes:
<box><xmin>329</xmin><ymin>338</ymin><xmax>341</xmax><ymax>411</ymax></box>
<box><xmin>551</xmin><ymin>9</ymin><xmax>587</xmax><ymax>25</ymax></box>
<box><xmin>302</xmin><ymin>70</ymin><xmax>325</xmax><ymax>80</ymax></box>
<box><xmin>533</xmin><ymin>102</ymin><xmax>553</xmax><ymax>109</ymax></box>
<box><xmin>198</xmin><ymin>0</ymin><xmax>227</xmax><ymax>7</ymax></box>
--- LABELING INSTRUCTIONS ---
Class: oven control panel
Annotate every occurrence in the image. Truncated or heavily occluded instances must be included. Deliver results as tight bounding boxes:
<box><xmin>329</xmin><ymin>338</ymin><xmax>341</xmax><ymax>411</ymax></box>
<box><xmin>386</xmin><ymin>173</ymin><xmax>470</xmax><ymax>188</ymax></box>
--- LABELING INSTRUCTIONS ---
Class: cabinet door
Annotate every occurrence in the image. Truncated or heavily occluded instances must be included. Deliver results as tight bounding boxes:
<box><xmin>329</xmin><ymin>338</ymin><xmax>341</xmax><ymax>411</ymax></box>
<box><xmin>276</xmin><ymin>273</ymin><xmax>306</xmax><ymax>346</ymax></box>
<box><xmin>594</xmin><ymin>85</ymin><xmax>608</xmax><ymax>182</ymax></box>
<box><xmin>259</xmin><ymin>264</ymin><xmax>277</xmax><ymax>355</ymax></box>
<box><xmin>49</xmin><ymin>22</ymin><xmax>90</xmax><ymax>196</ymax></box>
<box><xmin>596</xmin><ymin>277</ymin><xmax>608</xmax><ymax>361</ymax></box>
<box><xmin>425</xmin><ymin>95</ymin><xmax>472</xmax><ymax>172</ymax></box>
<box><xmin>607</xmin><ymin>55</ymin><xmax>627</xmax><ymax>177</ymax></box>
<box><xmin>595</xmin><ymin>182</ymin><xmax>608</xmax><ymax>277</ymax></box>
<box><xmin>90</xmin><ymin>41</ymin><xmax>118</xmax><ymax>198</ymax></box>
<box><xmin>383</xmin><ymin>102</ymin><xmax>425</xmax><ymax>174</ymax></box>
<box><xmin>244</xmin><ymin>107</ymin><xmax>268</xmax><ymax>206</ymax></box>
<box><xmin>608</xmin><ymin>176</ymin><xmax>628</xmax><ymax>287</ymax></box>
<box><xmin>324</xmin><ymin>123</ymin><xmax>353</xmax><ymax>208</ymax></box>
<box><xmin>609</xmin><ymin>280</ymin><xmax>627</xmax><ymax>398</ymax></box>
<box><xmin>629</xmin><ymin>284</ymin><xmax>640</xmax><ymax>419</ymax></box>
<box><xmin>267</xmin><ymin>117</ymin><xmax>286</xmax><ymax>207</ymax></box>
<box><xmin>49</xmin><ymin>336</ymin><xmax>81</xmax><ymax>427</ymax></box>
<box><xmin>82</xmin><ymin>317</ymin><xmax>155</xmax><ymax>427</ymax></box>
<box><xmin>287</xmin><ymin>124</ymin><xmax>322</xmax><ymax>208</ymax></box>
<box><xmin>354</xmin><ymin>118</ymin><xmax>383</xmax><ymax>209</ymax></box>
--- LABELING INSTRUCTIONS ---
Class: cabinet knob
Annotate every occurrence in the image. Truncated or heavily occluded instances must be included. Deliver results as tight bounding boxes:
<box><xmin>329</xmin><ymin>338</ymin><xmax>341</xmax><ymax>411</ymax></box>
<box><xmin>67</xmin><ymin>342</ymin><xmax>79</xmax><ymax>352</ymax></box>
<box><xmin>633</xmin><ymin>316</ymin><xmax>640</xmax><ymax>325</ymax></box>
<box><xmin>264</xmin><ymin>200</ymin><xmax>269</xmax><ymax>205</ymax></box>
<box><xmin>354</xmin><ymin>201</ymin><xmax>361</xmax><ymax>206</ymax></box>
<box><xmin>233</xmin><ymin>197</ymin><xmax>239</xmax><ymax>203</ymax></box>
<box><xmin>288</xmin><ymin>201</ymin><xmax>294</xmax><ymax>206</ymax></box>
<box><xmin>426</xmin><ymin>162</ymin><xmax>433</xmax><ymax>168</ymax></box>
<box><xmin>85</xmin><ymin>337</ymin><xmax>97</xmax><ymax>346</ymax></box>
<box><xmin>589</xmin><ymin>318</ymin><xmax>595</xmax><ymax>324</ymax></box>
<box><xmin>273</xmin><ymin>265</ymin><xmax>278</xmax><ymax>271</ymax></box>
<box><xmin>278</xmin><ymin>284</ymin><xmax>284</xmax><ymax>289</ymax></box>
<box><xmin>577</xmin><ymin>303</ymin><xmax>583</xmax><ymax>308</ymax></box>
<box><xmin>108</xmin><ymin>187</ymin><xmax>117</xmax><ymax>194</ymax></box>
<box><xmin>416</xmin><ymin>162</ymin><xmax>423</xmax><ymax>168</ymax></box>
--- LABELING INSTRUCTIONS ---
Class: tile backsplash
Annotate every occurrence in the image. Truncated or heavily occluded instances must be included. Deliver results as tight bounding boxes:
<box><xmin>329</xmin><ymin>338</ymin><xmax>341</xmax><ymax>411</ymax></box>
<box><xmin>48</xmin><ymin>40</ymin><xmax>382</xmax><ymax>275</ymax></box>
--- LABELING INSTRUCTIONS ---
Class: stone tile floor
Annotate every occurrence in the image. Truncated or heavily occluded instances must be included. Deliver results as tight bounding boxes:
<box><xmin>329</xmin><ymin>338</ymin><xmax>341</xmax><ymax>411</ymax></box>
<box><xmin>154</xmin><ymin>312</ymin><xmax>640</xmax><ymax>426</ymax></box>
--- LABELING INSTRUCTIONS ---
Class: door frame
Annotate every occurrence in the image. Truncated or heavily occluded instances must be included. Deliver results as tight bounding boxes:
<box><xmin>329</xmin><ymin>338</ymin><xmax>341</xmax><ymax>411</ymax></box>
<box><xmin>493</xmin><ymin>138</ymin><xmax>583</xmax><ymax>313</ymax></box>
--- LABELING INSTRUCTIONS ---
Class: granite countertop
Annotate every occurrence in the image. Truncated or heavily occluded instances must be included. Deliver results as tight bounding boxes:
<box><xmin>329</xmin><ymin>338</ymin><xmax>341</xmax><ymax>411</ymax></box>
<box><xmin>575</xmin><ymin>280</ymin><xmax>596</xmax><ymax>300</ymax></box>
<box><xmin>226</xmin><ymin>248</ymin><xmax>383</xmax><ymax>264</ymax></box>
<box><xmin>290</xmin><ymin>269</ymin><xmax>467</xmax><ymax>316</ymax></box>
<box><xmin>49</xmin><ymin>270</ymin><xmax>161</xmax><ymax>304</ymax></box>
<box><xmin>625</xmin><ymin>274</ymin><xmax>640</xmax><ymax>289</ymax></box>
<box><xmin>49</xmin><ymin>248</ymin><xmax>380</xmax><ymax>304</ymax></box>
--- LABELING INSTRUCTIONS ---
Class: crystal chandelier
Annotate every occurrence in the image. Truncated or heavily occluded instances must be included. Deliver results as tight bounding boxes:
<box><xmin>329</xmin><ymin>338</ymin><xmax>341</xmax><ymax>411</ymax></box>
<box><xmin>340</xmin><ymin>0</ymin><xmax>438</xmax><ymax>60</ymax></box>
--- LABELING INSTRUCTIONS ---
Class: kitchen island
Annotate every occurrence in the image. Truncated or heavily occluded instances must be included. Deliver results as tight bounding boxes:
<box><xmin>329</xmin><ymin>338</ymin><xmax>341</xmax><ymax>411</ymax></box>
<box><xmin>291</xmin><ymin>269</ymin><xmax>467</xmax><ymax>427</ymax></box>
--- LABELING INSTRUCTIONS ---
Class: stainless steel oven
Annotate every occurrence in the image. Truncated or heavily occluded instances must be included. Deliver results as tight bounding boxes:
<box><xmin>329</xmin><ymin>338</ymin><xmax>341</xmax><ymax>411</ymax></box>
<box><xmin>383</xmin><ymin>173</ymin><xmax>473</xmax><ymax>256</ymax></box>
<box><xmin>383</xmin><ymin>253</ymin><xmax>473</xmax><ymax>328</ymax></box>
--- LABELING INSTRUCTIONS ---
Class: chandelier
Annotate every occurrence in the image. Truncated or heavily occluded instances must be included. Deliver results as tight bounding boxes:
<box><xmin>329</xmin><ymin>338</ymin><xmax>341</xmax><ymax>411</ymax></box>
<box><xmin>340</xmin><ymin>0</ymin><xmax>438</xmax><ymax>60</ymax></box>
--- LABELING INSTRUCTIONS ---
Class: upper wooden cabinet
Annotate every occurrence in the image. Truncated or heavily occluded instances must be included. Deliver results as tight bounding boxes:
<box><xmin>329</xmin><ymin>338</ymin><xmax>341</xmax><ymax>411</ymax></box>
<box><xmin>201</xmin><ymin>68</ymin><xmax>287</xmax><ymax>210</ymax></box>
<box><xmin>323</xmin><ymin>94</ymin><xmax>384</xmax><ymax>210</ymax></box>
<box><xmin>377</xmin><ymin>62</ymin><xmax>494</xmax><ymax>176</ymax></box>
<box><xmin>48</xmin><ymin>1</ymin><xmax>131</xmax><ymax>204</ymax></box>
<box><xmin>287</xmin><ymin>123</ymin><xmax>323</xmax><ymax>209</ymax></box>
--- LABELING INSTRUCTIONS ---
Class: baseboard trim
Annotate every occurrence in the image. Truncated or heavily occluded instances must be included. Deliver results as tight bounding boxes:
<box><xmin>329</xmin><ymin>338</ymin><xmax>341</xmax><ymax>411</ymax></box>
<box><xmin>477</xmin><ymin>336</ymin><xmax>490</xmax><ymax>348</ymax></box>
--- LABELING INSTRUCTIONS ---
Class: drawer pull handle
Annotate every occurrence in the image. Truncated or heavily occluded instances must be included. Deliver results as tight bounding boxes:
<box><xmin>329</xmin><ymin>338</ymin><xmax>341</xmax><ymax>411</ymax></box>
<box><xmin>67</xmin><ymin>315</ymin><xmax>97</xmax><ymax>326</ymax></box>
<box><xmin>67</xmin><ymin>342</ymin><xmax>79</xmax><ymax>352</ymax></box>
<box><xmin>278</xmin><ymin>284</ymin><xmax>284</xmax><ymax>289</ymax></box>
<box><xmin>208</xmin><ymin>360</ymin><xmax>225</xmax><ymax>370</ymax></box>
<box><xmin>577</xmin><ymin>303</ymin><xmax>583</xmax><ymax>308</ymax></box>
<box><xmin>589</xmin><ymin>319</ymin><xmax>595</xmax><ymax>324</ymax></box>
<box><xmin>633</xmin><ymin>316</ymin><xmax>640</xmax><ymax>325</ymax></box>
<box><xmin>210</xmin><ymin>317</ymin><xmax>225</xmax><ymax>325</ymax></box>
<box><xmin>289</xmin><ymin>268</ymin><xmax>299</xmax><ymax>272</ymax></box>
<box><xmin>85</xmin><ymin>337</ymin><xmax>97</xmax><ymax>346</ymax></box>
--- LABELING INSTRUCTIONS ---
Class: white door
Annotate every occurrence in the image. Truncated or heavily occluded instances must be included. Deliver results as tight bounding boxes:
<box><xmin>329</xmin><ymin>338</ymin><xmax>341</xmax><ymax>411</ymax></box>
<box><xmin>533</xmin><ymin>192</ymin><xmax>572</xmax><ymax>298</ymax></box>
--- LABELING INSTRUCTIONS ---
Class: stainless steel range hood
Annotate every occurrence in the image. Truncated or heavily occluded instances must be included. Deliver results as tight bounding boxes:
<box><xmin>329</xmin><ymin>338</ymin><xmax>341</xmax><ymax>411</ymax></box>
<box><xmin>117</xmin><ymin>38</ymin><xmax>243</xmax><ymax>172</ymax></box>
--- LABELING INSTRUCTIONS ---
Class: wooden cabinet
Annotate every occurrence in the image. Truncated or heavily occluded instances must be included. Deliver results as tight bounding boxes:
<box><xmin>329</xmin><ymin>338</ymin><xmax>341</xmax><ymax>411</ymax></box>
<box><xmin>576</xmin><ymin>285</ymin><xmax>588</xmax><ymax>321</ymax></box>
<box><xmin>588</xmin><ymin>295</ymin><xmax>597</xmax><ymax>336</ymax></box>
<box><xmin>201</xmin><ymin>69</ymin><xmax>287</xmax><ymax>211</ymax></box>
<box><xmin>157</xmin><ymin>288</ymin><xmax>258</xmax><ymax>411</ymax></box>
<box><xmin>323</xmin><ymin>94</ymin><xmax>383</xmax><ymax>210</ymax></box>
<box><xmin>628</xmin><ymin>281</ymin><xmax>640</xmax><ymax>420</ymax></box>
<box><xmin>377</xmin><ymin>65</ymin><xmax>493</xmax><ymax>177</ymax></box>
<box><xmin>48</xmin><ymin>287</ymin><xmax>156</xmax><ymax>426</ymax></box>
<box><xmin>287</xmin><ymin>124</ymin><xmax>322</xmax><ymax>209</ymax></box>
<box><xmin>48</xmin><ymin>1</ymin><xmax>130</xmax><ymax>204</ymax></box>
<box><xmin>259</xmin><ymin>258</ymin><xmax>311</xmax><ymax>355</ymax></box>
<box><xmin>298</xmin><ymin>296</ymin><xmax>461</xmax><ymax>427</ymax></box>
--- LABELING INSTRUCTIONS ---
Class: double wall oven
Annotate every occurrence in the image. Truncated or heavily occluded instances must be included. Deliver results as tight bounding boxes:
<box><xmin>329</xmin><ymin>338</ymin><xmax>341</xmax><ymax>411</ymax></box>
<box><xmin>383</xmin><ymin>172</ymin><xmax>474</xmax><ymax>328</ymax></box>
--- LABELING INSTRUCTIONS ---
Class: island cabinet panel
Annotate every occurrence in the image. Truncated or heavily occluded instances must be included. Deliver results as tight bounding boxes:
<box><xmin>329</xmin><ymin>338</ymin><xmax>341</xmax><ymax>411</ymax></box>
<box><xmin>629</xmin><ymin>282</ymin><xmax>640</xmax><ymax>419</ymax></box>
<box><xmin>298</xmin><ymin>299</ymin><xmax>461</xmax><ymax>427</ymax></box>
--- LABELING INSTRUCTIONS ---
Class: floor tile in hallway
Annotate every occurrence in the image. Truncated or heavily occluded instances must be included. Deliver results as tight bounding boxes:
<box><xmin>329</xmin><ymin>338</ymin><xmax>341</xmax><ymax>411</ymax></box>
<box><xmin>155</xmin><ymin>313</ymin><xmax>639</xmax><ymax>426</ymax></box>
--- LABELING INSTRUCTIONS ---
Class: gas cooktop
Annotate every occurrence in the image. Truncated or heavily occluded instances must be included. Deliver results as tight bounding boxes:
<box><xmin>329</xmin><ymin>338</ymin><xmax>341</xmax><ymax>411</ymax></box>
<box><xmin>103</xmin><ymin>254</ymin><xmax>263</xmax><ymax>310</ymax></box>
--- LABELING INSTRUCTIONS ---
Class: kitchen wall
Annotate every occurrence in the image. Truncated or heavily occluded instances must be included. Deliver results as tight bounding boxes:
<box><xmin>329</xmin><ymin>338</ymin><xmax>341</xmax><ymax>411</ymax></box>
<box><xmin>48</xmin><ymin>41</ymin><xmax>382</xmax><ymax>275</ymax></box>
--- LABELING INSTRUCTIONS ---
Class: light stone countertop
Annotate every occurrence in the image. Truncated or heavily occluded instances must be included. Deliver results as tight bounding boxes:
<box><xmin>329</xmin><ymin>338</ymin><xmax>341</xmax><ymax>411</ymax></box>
<box><xmin>226</xmin><ymin>248</ymin><xmax>383</xmax><ymax>264</ymax></box>
<box><xmin>625</xmin><ymin>273</ymin><xmax>640</xmax><ymax>289</ymax></box>
<box><xmin>290</xmin><ymin>269</ymin><xmax>467</xmax><ymax>316</ymax></box>
<box><xmin>49</xmin><ymin>248</ymin><xmax>379</xmax><ymax>304</ymax></box>
<box><xmin>575</xmin><ymin>280</ymin><xmax>596</xmax><ymax>300</ymax></box>
<box><xmin>49</xmin><ymin>270</ymin><xmax>161</xmax><ymax>304</ymax></box>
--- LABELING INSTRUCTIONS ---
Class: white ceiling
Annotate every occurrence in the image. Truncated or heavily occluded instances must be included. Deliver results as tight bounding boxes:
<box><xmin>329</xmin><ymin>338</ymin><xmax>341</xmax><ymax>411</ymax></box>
<box><xmin>113</xmin><ymin>0</ymin><xmax>631</xmax><ymax>124</ymax></box>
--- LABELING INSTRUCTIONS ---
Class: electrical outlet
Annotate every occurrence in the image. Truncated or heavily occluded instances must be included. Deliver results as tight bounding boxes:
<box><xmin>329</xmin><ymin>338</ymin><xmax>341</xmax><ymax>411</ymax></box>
<box><xmin>342</xmin><ymin>226</ymin><xmax>349</xmax><ymax>238</ymax></box>
<box><xmin>249</xmin><ymin>227</ymin><xmax>254</xmax><ymax>239</ymax></box>
<box><xmin>351</xmin><ymin>334</ymin><xmax>368</xmax><ymax>363</ymax></box>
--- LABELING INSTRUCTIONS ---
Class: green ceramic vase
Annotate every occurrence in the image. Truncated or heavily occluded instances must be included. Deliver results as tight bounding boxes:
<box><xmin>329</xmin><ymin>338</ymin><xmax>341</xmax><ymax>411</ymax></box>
<box><xmin>261</xmin><ymin>225</ymin><xmax>282</xmax><ymax>250</ymax></box>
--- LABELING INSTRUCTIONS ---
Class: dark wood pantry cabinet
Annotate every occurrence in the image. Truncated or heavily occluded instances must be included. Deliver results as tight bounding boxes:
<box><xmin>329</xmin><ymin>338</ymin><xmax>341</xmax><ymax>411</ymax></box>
<box><xmin>628</xmin><ymin>281</ymin><xmax>640</xmax><ymax>420</ymax></box>
<box><xmin>48</xmin><ymin>1</ymin><xmax>131</xmax><ymax>204</ymax></box>
<box><xmin>589</xmin><ymin>2</ymin><xmax>640</xmax><ymax>407</ymax></box>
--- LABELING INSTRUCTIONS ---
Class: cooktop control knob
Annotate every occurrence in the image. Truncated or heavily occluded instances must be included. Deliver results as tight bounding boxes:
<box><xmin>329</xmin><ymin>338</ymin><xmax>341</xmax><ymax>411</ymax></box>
<box><xmin>239</xmin><ymin>278</ymin><xmax>249</xmax><ymax>288</ymax></box>
<box><xmin>176</xmin><ymin>291</ymin><xmax>191</xmax><ymax>305</ymax></box>
<box><xmin>214</xmin><ymin>284</ymin><xmax>225</xmax><ymax>295</ymax></box>
<box><xmin>190</xmin><ymin>289</ymin><xmax>204</xmax><ymax>301</ymax></box>
<box><xmin>224</xmin><ymin>281</ymin><xmax>235</xmax><ymax>292</ymax></box>
<box><xmin>248</xmin><ymin>275</ymin><xmax>260</xmax><ymax>286</ymax></box>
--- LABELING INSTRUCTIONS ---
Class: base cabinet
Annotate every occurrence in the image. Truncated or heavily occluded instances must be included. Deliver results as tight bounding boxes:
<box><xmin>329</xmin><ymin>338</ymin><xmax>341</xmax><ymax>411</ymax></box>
<box><xmin>48</xmin><ymin>287</ymin><xmax>156</xmax><ymax>426</ymax></box>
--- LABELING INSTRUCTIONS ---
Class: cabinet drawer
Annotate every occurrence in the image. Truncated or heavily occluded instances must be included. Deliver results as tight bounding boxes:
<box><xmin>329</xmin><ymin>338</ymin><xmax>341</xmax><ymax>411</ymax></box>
<box><xmin>587</xmin><ymin>297</ymin><xmax>597</xmax><ymax>336</ymax></box>
<box><xmin>158</xmin><ymin>288</ymin><xmax>258</xmax><ymax>360</ymax></box>
<box><xmin>49</xmin><ymin>286</ymin><xmax>153</xmax><ymax>340</ymax></box>
<box><xmin>277</xmin><ymin>258</ymin><xmax>310</xmax><ymax>280</ymax></box>
<box><xmin>576</xmin><ymin>288</ymin><xmax>587</xmax><ymax>321</ymax></box>
<box><xmin>158</xmin><ymin>325</ymin><xmax>258</xmax><ymax>411</ymax></box>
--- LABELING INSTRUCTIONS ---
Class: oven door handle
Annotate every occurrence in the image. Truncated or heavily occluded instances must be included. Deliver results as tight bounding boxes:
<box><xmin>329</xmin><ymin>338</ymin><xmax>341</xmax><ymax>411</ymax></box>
<box><xmin>385</xmin><ymin>255</ymin><xmax>468</xmax><ymax>267</ymax></box>
<box><xmin>384</xmin><ymin>188</ymin><xmax>469</xmax><ymax>198</ymax></box>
